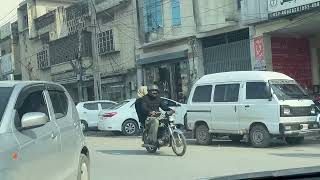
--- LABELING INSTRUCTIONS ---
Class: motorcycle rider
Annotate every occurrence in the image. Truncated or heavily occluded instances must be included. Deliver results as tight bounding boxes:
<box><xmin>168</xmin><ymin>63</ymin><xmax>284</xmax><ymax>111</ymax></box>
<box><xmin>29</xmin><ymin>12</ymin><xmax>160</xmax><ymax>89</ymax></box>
<box><xmin>135</xmin><ymin>86</ymin><xmax>148</xmax><ymax>128</ymax></box>
<box><xmin>141</xmin><ymin>84</ymin><xmax>174</xmax><ymax>146</ymax></box>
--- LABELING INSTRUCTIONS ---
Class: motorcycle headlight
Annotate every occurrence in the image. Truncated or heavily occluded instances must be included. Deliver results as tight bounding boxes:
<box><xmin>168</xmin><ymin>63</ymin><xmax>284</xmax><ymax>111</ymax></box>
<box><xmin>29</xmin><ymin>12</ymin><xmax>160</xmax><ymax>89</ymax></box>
<box><xmin>281</xmin><ymin>106</ymin><xmax>291</xmax><ymax>117</ymax></box>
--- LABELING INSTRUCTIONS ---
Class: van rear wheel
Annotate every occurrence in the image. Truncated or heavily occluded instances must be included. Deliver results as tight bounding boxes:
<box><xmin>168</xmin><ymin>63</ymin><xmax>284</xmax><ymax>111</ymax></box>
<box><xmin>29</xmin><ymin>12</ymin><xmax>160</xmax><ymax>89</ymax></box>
<box><xmin>195</xmin><ymin>124</ymin><xmax>212</xmax><ymax>145</ymax></box>
<box><xmin>249</xmin><ymin>125</ymin><xmax>271</xmax><ymax>148</ymax></box>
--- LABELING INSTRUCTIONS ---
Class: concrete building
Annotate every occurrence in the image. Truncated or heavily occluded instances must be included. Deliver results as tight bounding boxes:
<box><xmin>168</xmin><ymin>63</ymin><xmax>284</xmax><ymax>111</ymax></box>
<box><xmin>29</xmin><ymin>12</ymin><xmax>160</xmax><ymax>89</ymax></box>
<box><xmin>136</xmin><ymin>0</ymin><xmax>197</xmax><ymax>102</ymax></box>
<box><xmin>0</xmin><ymin>22</ymin><xmax>21</xmax><ymax>80</ymax></box>
<box><xmin>136</xmin><ymin>0</ymin><xmax>250</xmax><ymax>102</ymax></box>
<box><xmin>95</xmin><ymin>0</ymin><xmax>139</xmax><ymax>101</ymax></box>
<box><xmin>241</xmin><ymin>0</ymin><xmax>320</xmax><ymax>91</ymax></box>
<box><xmin>17</xmin><ymin>0</ymin><xmax>77</xmax><ymax>80</ymax></box>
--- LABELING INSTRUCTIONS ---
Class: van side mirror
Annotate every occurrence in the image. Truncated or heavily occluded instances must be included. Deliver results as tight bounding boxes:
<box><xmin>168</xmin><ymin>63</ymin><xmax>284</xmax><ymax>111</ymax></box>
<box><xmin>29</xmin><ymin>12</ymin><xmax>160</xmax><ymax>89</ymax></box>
<box><xmin>266</xmin><ymin>86</ymin><xmax>273</xmax><ymax>101</ymax></box>
<box><xmin>21</xmin><ymin>112</ymin><xmax>49</xmax><ymax>130</ymax></box>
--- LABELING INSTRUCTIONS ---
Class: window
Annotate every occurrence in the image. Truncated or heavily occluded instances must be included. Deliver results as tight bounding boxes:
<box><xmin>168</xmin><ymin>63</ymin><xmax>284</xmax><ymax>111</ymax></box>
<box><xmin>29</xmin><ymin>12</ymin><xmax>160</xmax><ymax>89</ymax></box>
<box><xmin>49</xmin><ymin>91</ymin><xmax>68</xmax><ymax>119</ymax></box>
<box><xmin>97</xmin><ymin>30</ymin><xmax>114</xmax><ymax>54</ymax></box>
<box><xmin>37</xmin><ymin>49</ymin><xmax>50</xmax><ymax>69</ymax></box>
<box><xmin>161</xmin><ymin>98</ymin><xmax>177</xmax><ymax>107</ymax></box>
<box><xmin>100</xmin><ymin>102</ymin><xmax>115</xmax><ymax>109</ymax></box>
<box><xmin>214</xmin><ymin>84</ymin><xmax>240</xmax><ymax>102</ymax></box>
<box><xmin>246</xmin><ymin>82</ymin><xmax>269</xmax><ymax>99</ymax></box>
<box><xmin>143</xmin><ymin>0</ymin><xmax>163</xmax><ymax>32</ymax></box>
<box><xmin>16</xmin><ymin>91</ymin><xmax>49</xmax><ymax>128</ymax></box>
<box><xmin>171</xmin><ymin>0</ymin><xmax>181</xmax><ymax>26</ymax></box>
<box><xmin>0</xmin><ymin>87</ymin><xmax>12</xmax><ymax>122</ymax></box>
<box><xmin>83</xmin><ymin>103</ymin><xmax>98</xmax><ymax>110</ymax></box>
<box><xmin>192</xmin><ymin>85</ymin><xmax>212</xmax><ymax>102</ymax></box>
<box><xmin>237</xmin><ymin>0</ymin><xmax>242</xmax><ymax>10</ymax></box>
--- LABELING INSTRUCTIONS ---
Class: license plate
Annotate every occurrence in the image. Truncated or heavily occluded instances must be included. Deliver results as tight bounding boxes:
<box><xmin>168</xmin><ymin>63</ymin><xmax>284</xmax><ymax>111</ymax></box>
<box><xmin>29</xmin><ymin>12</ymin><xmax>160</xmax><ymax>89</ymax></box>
<box><xmin>301</xmin><ymin>124</ymin><xmax>309</xmax><ymax>130</ymax></box>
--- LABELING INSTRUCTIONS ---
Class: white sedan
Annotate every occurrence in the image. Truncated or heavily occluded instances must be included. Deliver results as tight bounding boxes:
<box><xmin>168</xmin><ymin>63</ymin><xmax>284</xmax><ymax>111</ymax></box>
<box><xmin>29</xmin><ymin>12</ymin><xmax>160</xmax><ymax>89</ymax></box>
<box><xmin>97</xmin><ymin>98</ymin><xmax>187</xmax><ymax>136</ymax></box>
<box><xmin>76</xmin><ymin>100</ymin><xmax>117</xmax><ymax>131</ymax></box>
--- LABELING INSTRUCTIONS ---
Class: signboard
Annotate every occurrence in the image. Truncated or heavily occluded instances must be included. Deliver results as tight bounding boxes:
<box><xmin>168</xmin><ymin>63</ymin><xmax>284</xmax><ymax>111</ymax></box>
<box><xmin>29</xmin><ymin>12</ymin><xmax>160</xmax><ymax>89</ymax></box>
<box><xmin>268</xmin><ymin>0</ymin><xmax>320</xmax><ymax>18</ymax></box>
<box><xmin>253</xmin><ymin>36</ymin><xmax>266</xmax><ymax>71</ymax></box>
<box><xmin>0</xmin><ymin>54</ymin><xmax>13</xmax><ymax>75</ymax></box>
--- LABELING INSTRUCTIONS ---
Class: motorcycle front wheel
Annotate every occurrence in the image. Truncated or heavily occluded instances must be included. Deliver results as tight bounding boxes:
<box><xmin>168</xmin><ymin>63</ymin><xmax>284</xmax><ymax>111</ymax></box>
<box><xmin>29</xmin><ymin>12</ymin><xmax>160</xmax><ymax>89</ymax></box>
<box><xmin>171</xmin><ymin>132</ymin><xmax>187</xmax><ymax>156</ymax></box>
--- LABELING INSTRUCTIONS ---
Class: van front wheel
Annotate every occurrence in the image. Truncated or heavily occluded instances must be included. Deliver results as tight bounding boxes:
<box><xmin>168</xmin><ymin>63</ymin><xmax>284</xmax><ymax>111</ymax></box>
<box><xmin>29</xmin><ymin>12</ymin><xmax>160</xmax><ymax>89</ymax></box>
<box><xmin>249</xmin><ymin>125</ymin><xmax>271</xmax><ymax>148</ymax></box>
<box><xmin>195</xmin><ymin>124</ymin><xmax>212</xmax><ymax>145</ymax></box>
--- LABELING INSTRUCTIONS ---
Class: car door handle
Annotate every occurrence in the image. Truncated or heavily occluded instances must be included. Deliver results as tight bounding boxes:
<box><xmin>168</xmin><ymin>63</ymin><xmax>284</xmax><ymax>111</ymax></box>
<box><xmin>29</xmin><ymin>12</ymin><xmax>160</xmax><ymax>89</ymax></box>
<box><xmin>245</xmin><ymin>105</ymin><xmax>250</xmax><ymax>108</ymax></box>
<box><xmin>83</xmin><ymin>112</ymin><xmax>87</xmax><ymax>114</ymax></box>
<box><xmin>51</xmin><ymin>132</ymin><xmax>57</xmax><ymax>139</ymax></box>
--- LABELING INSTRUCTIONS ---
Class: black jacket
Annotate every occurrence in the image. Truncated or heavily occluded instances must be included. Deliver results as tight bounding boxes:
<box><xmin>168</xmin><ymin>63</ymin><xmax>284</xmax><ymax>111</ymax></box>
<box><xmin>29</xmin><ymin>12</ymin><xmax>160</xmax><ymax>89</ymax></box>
<box><xmin>141</xmin><ymin>95</ymin><xmax>172</xmax><ymax>116</ymax></box>
<box><xmin>135</xmin><ymin>98</ymin><xmax>147</xmax><ymax>125</ymax></box>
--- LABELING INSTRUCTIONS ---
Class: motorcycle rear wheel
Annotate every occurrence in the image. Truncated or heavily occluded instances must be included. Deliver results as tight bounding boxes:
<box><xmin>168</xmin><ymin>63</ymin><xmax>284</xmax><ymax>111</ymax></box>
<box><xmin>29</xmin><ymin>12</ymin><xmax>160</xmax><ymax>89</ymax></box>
<box><xmin>171</xmin><ymin>132</ymin><xmax>187</xmax><ymax>156</ymax></box>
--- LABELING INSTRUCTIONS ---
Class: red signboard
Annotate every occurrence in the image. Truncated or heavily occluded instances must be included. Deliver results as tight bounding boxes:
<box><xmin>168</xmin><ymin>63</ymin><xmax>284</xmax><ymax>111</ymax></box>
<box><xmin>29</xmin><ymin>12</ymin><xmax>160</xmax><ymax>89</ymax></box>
<box><xmin>254</xmin><ymin>36</ymin><xmax>264</xmax><ymax>61</ymax></box>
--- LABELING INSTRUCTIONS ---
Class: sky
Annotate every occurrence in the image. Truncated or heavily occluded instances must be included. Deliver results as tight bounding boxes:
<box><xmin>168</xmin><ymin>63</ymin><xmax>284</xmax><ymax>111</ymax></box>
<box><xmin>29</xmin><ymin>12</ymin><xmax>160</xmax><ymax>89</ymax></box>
<box><xmin>0</xmin><ymin>0</ymin><xmax>22</xmax><ymax>26</ymax></box>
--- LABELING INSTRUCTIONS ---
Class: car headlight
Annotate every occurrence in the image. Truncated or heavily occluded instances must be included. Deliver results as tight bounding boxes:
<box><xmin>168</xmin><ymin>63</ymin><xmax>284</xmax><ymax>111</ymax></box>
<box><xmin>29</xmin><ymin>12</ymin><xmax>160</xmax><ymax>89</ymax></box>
<box><xmin>285</xmin><ymin>126</ymin><xmax>291</xmax><ymax>131</ymax></box>
<box><xmin>281</xmin><ymin>106</ymin><xmax>291</xmax><ymax>116</ymax></box>
<box><xmin>311</xmin><ymin>106</ymin><xmax>316</xmax><ymax>115</ymax></box>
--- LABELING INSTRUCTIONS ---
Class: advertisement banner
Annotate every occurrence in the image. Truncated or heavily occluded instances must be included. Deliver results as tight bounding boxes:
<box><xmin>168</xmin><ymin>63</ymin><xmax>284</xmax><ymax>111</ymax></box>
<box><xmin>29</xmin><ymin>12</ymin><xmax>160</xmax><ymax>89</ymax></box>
<box><xmin>268</xmin><ymin>0</ymin><xmax>320</xmax><ymax>18</ymax></box>
<box><xmin>253</xmin><ymin>36</ymin><xmax>266</xmax><ymax>71</ymax></box>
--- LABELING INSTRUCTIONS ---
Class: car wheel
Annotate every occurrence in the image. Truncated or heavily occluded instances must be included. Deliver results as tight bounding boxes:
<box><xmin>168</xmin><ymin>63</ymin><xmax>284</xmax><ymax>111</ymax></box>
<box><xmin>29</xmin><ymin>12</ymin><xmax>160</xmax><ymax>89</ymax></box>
<box><xmin>80</xmin><ymin>120</ymin><xmax>89</xmax><ymax>132</ymax></box>
<box><xmin>229</xmin><ymin>135</ymin><xmax>243</xmax><ymax>142</ymax></box>
<box><xmin>249</xmin><ymin>125</ymin><xmax>271</xmax><ymax>148</ymax></box>
<box><xmin>77</xmin><ymin>154</ymin><xmax>90</xmax><ymax>180</ymax></box>
<box><xmin>285</xmin><ymin>137</ymin><xmax>304</xmax><ymax>145</ymax></box>
<box><xmin>195</xmin><ymin>124</ymin><xmax>212</xmax><ymax>145</ymax></box>
<box><xmin>122</xmin><ymin>120</ymin><xmax>138</xmax><ymax>136</ymax></box>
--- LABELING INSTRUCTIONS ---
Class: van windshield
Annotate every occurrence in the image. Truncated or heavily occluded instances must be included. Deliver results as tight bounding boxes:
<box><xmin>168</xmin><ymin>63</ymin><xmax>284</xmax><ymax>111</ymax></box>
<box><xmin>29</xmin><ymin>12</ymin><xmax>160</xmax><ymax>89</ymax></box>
<box><xmin>269</xmin><ymin>79</ymin><xmax>309</xmax><ymax>100</ymax></box>
<box><xmin>0</xmin><ymin>87</ymin><xmax>13</xmax><ymax>123</ymax></box>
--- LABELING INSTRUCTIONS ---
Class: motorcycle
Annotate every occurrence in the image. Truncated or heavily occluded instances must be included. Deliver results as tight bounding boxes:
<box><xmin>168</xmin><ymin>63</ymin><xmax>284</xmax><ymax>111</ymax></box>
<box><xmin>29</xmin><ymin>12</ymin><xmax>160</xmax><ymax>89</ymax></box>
<box><xmin>142</xmin><ymin>112</ymin><xmax>187</xmax><ymax>156</ymax></box>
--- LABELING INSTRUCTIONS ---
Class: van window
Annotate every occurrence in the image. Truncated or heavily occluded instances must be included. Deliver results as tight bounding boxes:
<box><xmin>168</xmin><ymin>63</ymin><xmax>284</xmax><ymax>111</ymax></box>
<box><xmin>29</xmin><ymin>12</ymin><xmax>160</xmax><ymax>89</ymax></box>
<box><xmin>192</xmin><ymin>85</ymin><xmax>212</xmax><ymax>102</ymax></box>
<box><xmin>246</xmin><ymin>82</ymin><xmax>269</xmax><ymax>99</ymax></box>
<box><xmin>214</xmin><ymin>84</ymin><xmax>240</xmax><ymax>102</ymax></box>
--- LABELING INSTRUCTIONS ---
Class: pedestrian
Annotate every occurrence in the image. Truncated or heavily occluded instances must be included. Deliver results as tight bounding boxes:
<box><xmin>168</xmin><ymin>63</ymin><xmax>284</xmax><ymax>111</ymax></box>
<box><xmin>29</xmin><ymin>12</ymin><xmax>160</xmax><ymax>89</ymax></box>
<box><xmin>135</xmin><ymin>86</ymin><xmax>148</xmax><ymax>128</ymax></box>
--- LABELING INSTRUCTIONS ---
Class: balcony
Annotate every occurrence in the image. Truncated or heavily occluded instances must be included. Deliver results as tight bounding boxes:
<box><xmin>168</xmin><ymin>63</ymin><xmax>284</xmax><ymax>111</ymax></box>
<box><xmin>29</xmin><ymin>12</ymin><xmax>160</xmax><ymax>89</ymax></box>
<box><xmin>95</xmin><ymin>0</ymin><xmax>129</xmax><ymax>13</ymax></box>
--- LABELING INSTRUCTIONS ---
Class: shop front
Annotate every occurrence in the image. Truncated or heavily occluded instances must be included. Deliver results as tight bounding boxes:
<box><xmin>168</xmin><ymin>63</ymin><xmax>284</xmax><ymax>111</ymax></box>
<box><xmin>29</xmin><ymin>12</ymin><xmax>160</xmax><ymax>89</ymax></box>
<box><xmin>252</xmin><ymin>0</ymin><xmax>320</xmax><ymax>91</ymax></box>
<box><xmin>138</xmin><ymin>50</ymin><xmax>190</xmax><ymax>103</ymax></box>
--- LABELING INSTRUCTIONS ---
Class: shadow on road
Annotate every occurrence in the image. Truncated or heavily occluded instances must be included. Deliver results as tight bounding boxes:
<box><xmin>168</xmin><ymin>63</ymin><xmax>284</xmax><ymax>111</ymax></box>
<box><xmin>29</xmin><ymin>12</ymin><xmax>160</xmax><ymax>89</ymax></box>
<box><xmin>96</xmin><ymin>149</ymin><xmax>176</xmax><ymax>157</ymax></box>
<box><xmin>270</xmin><ymin>153</ymin><xmax>320</xmax><ymax>158</ymax></box>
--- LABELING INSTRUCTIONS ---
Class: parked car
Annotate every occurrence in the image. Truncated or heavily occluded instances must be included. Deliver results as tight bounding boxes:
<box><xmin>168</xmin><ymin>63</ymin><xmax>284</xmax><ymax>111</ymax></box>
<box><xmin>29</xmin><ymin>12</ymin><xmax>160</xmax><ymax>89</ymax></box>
<box><xmin>186</xmin><ymin>71</ymin><xmax>320</xmax><ymax>148</ymax></box>
<box><xmin>0</xmin><ymin>81</ymin><xmax>90</xmax><ymax>180</ymax></box>
<box><xmin>98</xmin><ymin>98</ymin><xmax>186</xmax><ymax>136</ymax></box>
<box><xmin>76</xmin><ymin>100</ymin><xmax>117</xmax><ymax>131</ymax></box>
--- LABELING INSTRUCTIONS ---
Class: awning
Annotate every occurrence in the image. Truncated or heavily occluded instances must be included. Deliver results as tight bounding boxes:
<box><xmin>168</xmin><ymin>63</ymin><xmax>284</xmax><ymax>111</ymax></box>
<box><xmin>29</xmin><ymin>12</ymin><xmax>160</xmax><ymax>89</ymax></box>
<box><xmin>137</xmin><ymin>50</ymin><xmax>188</xmax><ymax>65</ymax></box>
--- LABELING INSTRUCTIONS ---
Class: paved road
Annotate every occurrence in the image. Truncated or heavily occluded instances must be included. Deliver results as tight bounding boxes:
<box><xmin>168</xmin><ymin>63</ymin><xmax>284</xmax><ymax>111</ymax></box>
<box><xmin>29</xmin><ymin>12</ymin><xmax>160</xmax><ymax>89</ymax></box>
<box><xmin>86</xmin><ymin>134</ymin><xmax>320</xmax><ymax>180</ymax></box>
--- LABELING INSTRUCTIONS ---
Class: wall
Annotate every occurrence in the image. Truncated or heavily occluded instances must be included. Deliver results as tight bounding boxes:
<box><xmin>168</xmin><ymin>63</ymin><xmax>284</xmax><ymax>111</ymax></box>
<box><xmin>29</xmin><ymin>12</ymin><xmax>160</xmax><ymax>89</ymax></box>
<box><xmin>240</xmin><ymin>0</ymin><xmax>268</xmax><ymax>25</ymax></box>
<box><xmin>195</xmin><ymin>0</ymin><xmax>238</xmax><ymax>33</ymax></box>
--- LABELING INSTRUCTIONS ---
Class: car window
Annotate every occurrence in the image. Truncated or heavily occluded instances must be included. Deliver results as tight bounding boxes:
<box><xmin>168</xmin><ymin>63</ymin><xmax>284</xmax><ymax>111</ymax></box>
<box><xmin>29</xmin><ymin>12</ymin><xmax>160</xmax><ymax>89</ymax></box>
<box><xmin>16</xmin><ymin>90</ymin><xmax>50</xmax><ymax>128</ymax></box>
<box><xmin>49</xmin><ymin>91</ymin><xmax>69</xmax><ymax>119</ymax></box>
<box><xmin>109</xmin><ymin>101</ymin><xmax>129</xmax><ymax>110</ymax></box>
<box><xmin>192</xmin><ymin>85</ymin><xmax>212</xmax><ymax>102</ymax></box>
<box><xmin>214</xmin><ymin>84</ymin><xmax>240</xmax><ymax>102</ymax></box>
<box><xmin>83</xmin><ymin>103</ymin><xmax>99</xmax><ymax>110</ymax></box>
<box><xmin>161</xmin><ymin>99</ymin><xmax>177</xmax><ymax>107</ymax></box>
<box><xmin>246</xmin><ymin>82</ymin><xmax>269</xmax><ymax>99</ymax></box>
<box><xmin>0</xmin><ymin>87</ymin><xmax>13</xmax><ymax>122</ymax></box>
<box><xmin>100</xmin><ymin>102</ymin><xmax>115</xmax><ymax>109</ymax></box>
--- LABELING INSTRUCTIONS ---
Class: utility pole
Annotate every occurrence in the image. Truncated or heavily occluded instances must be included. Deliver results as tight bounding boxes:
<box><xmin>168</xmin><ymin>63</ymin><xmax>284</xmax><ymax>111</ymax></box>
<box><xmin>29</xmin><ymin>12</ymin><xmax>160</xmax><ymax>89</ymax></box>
<box><xmin>77</xmin><ymin>30</ymin><xmax>84</xmax><ymax>102</ymax></box>
<box><xmin>89</xmin><ymin>0</ymin><xmax>102</xmax><ymax>100</ymax></box>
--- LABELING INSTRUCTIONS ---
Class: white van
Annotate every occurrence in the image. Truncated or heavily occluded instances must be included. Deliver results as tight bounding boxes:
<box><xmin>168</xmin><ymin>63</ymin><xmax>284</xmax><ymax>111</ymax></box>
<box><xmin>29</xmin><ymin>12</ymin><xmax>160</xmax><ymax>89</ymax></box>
<box><xmin>186</xmin><ymin>71</ymin><xmax>320</xmax><ymax>148</ymax></box>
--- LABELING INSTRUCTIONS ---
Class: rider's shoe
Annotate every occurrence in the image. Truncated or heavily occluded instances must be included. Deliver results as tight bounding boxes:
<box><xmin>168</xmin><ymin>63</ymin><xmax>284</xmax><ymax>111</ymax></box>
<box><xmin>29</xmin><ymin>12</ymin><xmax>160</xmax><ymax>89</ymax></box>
<box><xmin>142</xmin><ymin>144</ymin><xmax>156</xmax><ymax>149</ymax></box>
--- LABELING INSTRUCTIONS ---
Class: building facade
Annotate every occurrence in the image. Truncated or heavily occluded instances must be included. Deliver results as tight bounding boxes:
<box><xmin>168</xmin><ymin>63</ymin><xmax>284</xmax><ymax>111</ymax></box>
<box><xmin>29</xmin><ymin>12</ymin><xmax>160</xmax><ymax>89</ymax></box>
<box><xmin>241</xmin><ymin>0</ymin><xmax>320</xmax><ymax>91</ymax></box>
<box><xmin>0</xmin><ymin>22</ymin><xmax>21</xmax><ymax>80</ymax></box>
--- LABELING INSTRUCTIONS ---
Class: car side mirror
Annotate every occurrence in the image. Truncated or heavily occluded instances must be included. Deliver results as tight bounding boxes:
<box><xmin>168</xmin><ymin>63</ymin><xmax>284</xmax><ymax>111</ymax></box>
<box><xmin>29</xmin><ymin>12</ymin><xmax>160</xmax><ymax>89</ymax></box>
<box><xmin>21</xmin><ymin>112</ymin><xmax>49</xmax><ymax>130</ymax></box>
<box><xmin>176</xmin><ymin>103</ymin><xmax>181</xmax><ymax>107</ymax></box>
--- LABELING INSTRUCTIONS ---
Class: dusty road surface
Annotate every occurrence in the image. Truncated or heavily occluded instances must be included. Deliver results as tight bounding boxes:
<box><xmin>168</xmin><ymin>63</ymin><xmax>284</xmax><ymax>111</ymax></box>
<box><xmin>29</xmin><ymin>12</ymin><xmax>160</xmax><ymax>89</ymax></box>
<box><xmin>86</xmin><ymin>134</ymin><xmax>320</xmax><ymax>180</ymax></box>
